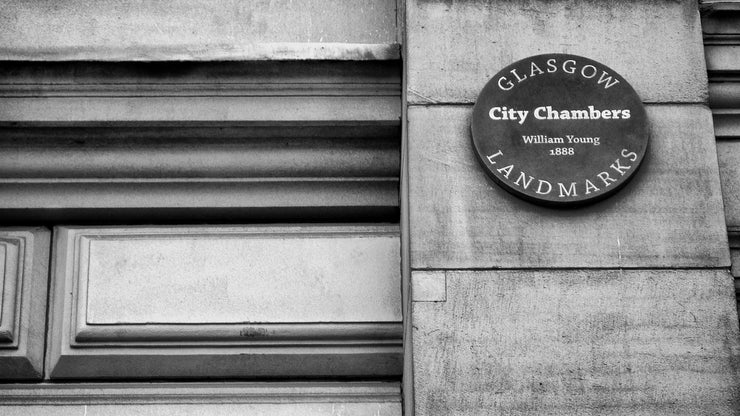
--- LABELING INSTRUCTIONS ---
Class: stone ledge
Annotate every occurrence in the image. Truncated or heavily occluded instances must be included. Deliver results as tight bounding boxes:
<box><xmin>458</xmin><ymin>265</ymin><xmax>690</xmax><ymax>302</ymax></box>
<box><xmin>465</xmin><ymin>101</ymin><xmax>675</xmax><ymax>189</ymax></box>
<box><xmin>0</xmin><ymin>0</ymin><xmax>399</xmax><ymax>61</ymax></box>
<box><xmin>0</xmin><ymin>382</ymin><xmax>401</xmax><ymax>405</ymax></box>
<box><xmin>0</xmin><ymin>43</ymin><xmax>401</xmax><ymax>62</ymax></box>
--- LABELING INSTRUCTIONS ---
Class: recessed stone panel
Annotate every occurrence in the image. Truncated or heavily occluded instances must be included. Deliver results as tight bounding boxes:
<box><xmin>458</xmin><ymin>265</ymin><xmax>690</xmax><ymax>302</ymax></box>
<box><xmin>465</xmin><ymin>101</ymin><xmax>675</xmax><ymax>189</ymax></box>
<box><xmin>83</xmin><ymin>229</ymin><xmax>401</xmax><ymax>324</ymax></box>
<box><xmin>0</xmin><ymin>228</ymin><xmax>50</xmax><ymax>380</ymax></box>
<box><xmin>48</xmin><ymin>225</ymin><xmax>403</xmax><ymax>379</ymax></box>
<box><xmin>409</xmin><ymin>104</ymin><xmax>729</xmax><ymax>268</ymax></box>
<box><xmin>0</xmin><ymin>240</ymin><xmax>18</xmax><ymax>343</ymax></box>
<box><xmin>407</xmin><ymin>0</ymin><xmax>707</xmax><ymax>104</ymax></box>
<box><xmin>413</xmin><ymin>269</ymin><xmax>740</xmax><ymax>416</ymax></box>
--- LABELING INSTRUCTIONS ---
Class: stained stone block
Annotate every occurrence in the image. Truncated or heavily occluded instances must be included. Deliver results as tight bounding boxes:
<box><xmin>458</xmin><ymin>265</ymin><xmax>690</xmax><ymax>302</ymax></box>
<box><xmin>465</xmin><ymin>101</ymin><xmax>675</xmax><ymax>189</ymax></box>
<box><xmin>0</xmin><ymin>228</ymin><xmax>50</xmax><ymax>380</ymax></box>
<box><xmin>407</xmin><ymin>0</ymin><xmax>707</xmax><ymax>104</ymax></box>
<box><xmin>409</xmin><ymin>104</ymin><xmax>729</xmax><ymax>268</ymax></box>
<box><xmin>413</xmin><ymin>269</ymin><xmax>740</xmax><ymax>416</ymax></box>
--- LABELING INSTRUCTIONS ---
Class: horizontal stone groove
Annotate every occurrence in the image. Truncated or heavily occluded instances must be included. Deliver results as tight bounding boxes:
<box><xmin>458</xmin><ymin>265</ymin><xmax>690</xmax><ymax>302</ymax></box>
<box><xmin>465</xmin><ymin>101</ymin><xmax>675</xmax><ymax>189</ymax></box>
<box><xmin>713</xmin><ymin>110</ymin><xmax>740</xmax><ymax>138</ymax></box>
<box><xmin>0</xmin><ymin>140</ymin><xmax>399</xmax><ymax>179</ymax></box>
<box><xmin>0</xmin><ymin>96</ymin><xmax>401</xmax><ymax>122</ymax></box>
<box><xmin>0</xmin><ymin>177</ymin><xmax>399</xmax><ymax>183</ymax></box>
<box><xmin>705</xmin><ymin>45</ymin><xmax>740</xmax><ymax>73</ymax></box>
<box><xmin>0</xmin><ymin>181</ymin><xmax>399</xmax><ymax>214</ymax></box>
<box><xmin>725</xmin><ymin>228</ymin><xmax>740</xmax><ymax>247</ymax></box>
<box><xmin>0</xmin><ymin>61</ymin><xmax>401</xmax><ymax>87</ymax></box>
<box><xmin>0</xmin><ymin>83</ymin><xmax>400</xmax><ymax>97</ymax></box>
<box><xmin>0</xmin><ymin>61</ymin><xmax>401</xmax><ymax>122</ymax></box>
<box><xmin>0</xmin><ymin>179</ymin><xmax>400</xmax><ymax>222</ymax></box>
<box><xmin>406</xmin><ymin>102</ymin><xmax>709</xmax><ymax>107</ymax></box>
<box><xmin>0</xmin><ymin>121</ymin><xmax>401</xmax><ymax>136</ymax></box>
<box><xmin>410</xmin><ymin>267</ymin><xmax>732</xmax><ymax>272</ymax></box>
<box><xmin>0</xmin><ymin>207</ymin><xmax>400</xmax><ymax>225</ymax></box>
<box><xmin>709</xmin><ymin>81</ymin><xmax>740</xmax><ymax>108</ymax></box>
<box><xmin>0</xmin><ymin>382</ymin><xmax>401</xmax><ymax>405</ymax></box>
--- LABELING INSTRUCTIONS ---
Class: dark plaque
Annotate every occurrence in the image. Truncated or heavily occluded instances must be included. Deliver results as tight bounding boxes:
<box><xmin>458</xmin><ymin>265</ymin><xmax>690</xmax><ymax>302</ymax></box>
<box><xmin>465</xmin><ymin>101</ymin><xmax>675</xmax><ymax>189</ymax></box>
<box><xmin>471</xmin><ymin>54</ymin><xmax>648</xmax><ymax>206</ymax></box>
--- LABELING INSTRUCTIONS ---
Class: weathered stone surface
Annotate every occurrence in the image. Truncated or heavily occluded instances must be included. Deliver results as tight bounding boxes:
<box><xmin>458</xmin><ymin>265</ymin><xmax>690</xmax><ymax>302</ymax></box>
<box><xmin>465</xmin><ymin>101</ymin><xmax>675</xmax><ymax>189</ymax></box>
<box><xmin>0</xmin><ymin>228</ymin><xmax>50</xmax><ymax>380</ymax></box>
<box><xmin>409</xmin><ymin>104</ymin><xmax>729</xmax><ymax>268</ymax></box>
<box><xmin>0</xmin><ymin>0</ymin><xmax>399</xmax><ymax>60</ymax></box>
<box><xmin>407</xmin><ymin>0</ymin><xmax>707</xmax><ymax>104</ymax></box>
<box><xmin>413</xmin><ymin>269</ymin><xmax>740</xmax><ymax>416</ymax></box>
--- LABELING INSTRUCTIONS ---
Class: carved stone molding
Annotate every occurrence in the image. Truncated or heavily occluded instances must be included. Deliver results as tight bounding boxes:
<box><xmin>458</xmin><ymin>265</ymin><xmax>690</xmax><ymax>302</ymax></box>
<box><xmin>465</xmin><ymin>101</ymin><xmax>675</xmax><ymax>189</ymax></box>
<box><xmin>0</xmin><ymin>61</ymin><xmax>401</xmax><ymax>223</ymax></box>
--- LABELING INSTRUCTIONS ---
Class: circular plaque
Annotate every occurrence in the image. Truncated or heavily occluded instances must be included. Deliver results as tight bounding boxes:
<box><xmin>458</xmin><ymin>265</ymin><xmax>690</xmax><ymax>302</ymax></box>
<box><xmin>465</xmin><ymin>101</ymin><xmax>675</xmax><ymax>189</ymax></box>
<box><xmin>471</xmin><ymin>54</ymin><xmax>648</xmax><ymax>206</ymax></box>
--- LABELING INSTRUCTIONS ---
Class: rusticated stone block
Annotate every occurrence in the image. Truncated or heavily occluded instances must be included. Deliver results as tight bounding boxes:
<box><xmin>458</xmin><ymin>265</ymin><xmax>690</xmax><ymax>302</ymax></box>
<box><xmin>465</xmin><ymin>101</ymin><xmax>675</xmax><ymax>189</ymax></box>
<box><xmin>407</xmin><ymin>0</ymin><xmax>707</xmax><ymax>104</ymax></box>
<box><xmin>413</xmin><ymin>269</ymin><xmax>740</xmax><ymax>416</ymax></box>
<box><xmin>409</xmin><ymin>104</ymin><xmax>728</xmax><ymax>268</ymax></box>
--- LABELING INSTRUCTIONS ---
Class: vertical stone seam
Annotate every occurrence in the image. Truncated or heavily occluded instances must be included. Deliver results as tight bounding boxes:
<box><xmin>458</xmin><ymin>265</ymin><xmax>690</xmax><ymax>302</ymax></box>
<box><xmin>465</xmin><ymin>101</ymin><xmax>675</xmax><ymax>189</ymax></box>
<box><xmin>400</xmin><ymin>0</ymin><xmax>415</xmax><ymax>414</ymax></box>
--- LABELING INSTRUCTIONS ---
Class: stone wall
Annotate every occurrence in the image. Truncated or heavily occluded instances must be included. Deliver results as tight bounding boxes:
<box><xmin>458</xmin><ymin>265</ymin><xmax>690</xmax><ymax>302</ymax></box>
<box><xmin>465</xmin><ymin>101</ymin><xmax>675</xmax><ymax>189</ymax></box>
<box><xmin>406</xmin><ymin>1</ymin><xmax>740</xmax><ymax>414</ymax></box>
